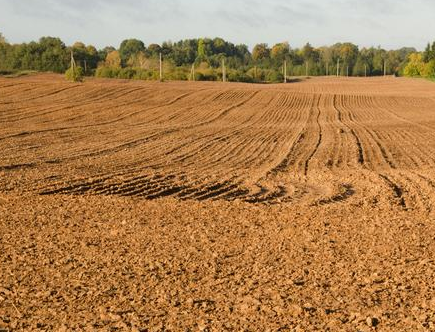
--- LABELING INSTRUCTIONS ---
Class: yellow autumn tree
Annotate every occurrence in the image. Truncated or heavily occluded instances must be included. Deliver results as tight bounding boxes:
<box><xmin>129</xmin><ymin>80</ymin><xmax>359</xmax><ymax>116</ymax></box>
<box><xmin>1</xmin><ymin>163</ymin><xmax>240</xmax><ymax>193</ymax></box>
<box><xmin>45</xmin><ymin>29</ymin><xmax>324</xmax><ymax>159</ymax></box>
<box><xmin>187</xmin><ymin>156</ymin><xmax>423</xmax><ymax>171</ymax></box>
<box><xmin>403</xmin><ymin>53</ymin><xmax>425</xmax><ymax>77</ymax></box>
<box><xmin>271</xmin><ymin>42</ymin><xmax>289</xmax><ymax>62</ymax></box>
<box><xmin>105</xmin><ymin>51</ymin><xmax>121</xmax><ymax>68</ymax></box>
<box><xmin>127</xmin><ymin>52</ymin><xmax>158</xmax><ymax>70</ymax></box>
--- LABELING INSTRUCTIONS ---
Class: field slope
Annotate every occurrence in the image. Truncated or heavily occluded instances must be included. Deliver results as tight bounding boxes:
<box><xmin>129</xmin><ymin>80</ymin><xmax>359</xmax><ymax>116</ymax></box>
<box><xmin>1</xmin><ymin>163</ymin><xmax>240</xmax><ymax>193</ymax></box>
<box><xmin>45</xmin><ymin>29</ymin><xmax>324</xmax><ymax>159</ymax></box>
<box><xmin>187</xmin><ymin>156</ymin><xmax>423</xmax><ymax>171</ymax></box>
<box><xmin>1</xmin><ymin>74</ymin><xmax>435</xmax><ymax>331</ymax></box>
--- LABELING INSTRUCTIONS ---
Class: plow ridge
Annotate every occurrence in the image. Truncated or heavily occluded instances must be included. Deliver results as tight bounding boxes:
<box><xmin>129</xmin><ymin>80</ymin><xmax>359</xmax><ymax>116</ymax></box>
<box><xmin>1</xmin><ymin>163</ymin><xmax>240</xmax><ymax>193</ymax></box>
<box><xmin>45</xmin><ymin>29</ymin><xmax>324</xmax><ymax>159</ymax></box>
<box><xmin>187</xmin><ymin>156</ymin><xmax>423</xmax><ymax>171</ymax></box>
<box><xmin>379</xmin><ymin>174</ymin><xmax>407</xmax><ymax>210</ymax></box>
<box><xmin>304</xmin><ymin>96</ymin><xmax>323</xmax><ymax>176</ymax></box>
<box><xmin>315</xmin><ymin>184</ymin><xmax>355</xmax><ymax>205</ymax></box>
<box><xmin>1</xmin><ymin>75</ymin><xmax>435</xmax><ymax>212</ymax></box>
<box><xmin>334</xmin><ymin>94</ymin><xmax>399</xmax><ymax>169</ymax></box>
<box><xmin>36</xmin><ymin>174</ymin><xmax>290</xmax><ymax>204</ymax></box>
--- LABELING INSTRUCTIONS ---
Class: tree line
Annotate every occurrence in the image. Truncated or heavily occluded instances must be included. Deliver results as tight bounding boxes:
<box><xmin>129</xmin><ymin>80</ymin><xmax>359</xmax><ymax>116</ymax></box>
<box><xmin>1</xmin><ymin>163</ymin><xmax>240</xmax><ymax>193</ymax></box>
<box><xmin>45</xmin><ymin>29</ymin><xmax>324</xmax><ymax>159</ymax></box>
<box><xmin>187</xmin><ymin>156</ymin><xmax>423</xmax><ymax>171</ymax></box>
<box><xmin>403</xmin><ymin>42</ymin><xmax>435</xmax><ymax>79</ymax></box>
<box><xmin>1</xmin><ymin>32</ymin><xmax>434</xmax><ymax>82</ymax></box>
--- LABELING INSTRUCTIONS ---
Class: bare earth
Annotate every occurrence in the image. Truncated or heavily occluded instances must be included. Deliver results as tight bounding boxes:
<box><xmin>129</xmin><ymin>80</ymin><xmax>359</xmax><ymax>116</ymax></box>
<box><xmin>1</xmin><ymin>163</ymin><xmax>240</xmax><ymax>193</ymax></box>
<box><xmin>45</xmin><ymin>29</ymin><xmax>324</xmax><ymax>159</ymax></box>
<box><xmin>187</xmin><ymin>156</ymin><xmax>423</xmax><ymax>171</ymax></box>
<box><xmin>1</xmin><ymin>74</ymin><xmax>435</xmax><ymax>331</ymax></box>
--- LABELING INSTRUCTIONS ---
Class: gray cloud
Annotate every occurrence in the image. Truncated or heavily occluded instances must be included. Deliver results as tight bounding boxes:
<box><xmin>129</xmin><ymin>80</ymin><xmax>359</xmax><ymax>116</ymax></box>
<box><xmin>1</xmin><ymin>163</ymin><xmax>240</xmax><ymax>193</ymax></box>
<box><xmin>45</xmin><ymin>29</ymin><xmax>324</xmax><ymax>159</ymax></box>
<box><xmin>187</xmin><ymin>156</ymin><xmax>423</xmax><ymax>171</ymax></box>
<box><xmin>0</xmin><ymin>0</ymin><xmax>434</xmax><ymax>50</ymax></box>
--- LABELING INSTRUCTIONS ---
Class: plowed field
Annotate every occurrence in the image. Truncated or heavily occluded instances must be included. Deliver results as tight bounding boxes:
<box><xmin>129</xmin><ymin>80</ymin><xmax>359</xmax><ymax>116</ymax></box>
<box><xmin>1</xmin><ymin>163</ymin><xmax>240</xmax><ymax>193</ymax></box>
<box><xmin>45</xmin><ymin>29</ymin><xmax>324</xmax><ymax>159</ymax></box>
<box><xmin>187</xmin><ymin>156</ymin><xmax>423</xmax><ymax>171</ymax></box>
<box><xmin>1</xmin><ymin>74</ymin><xmax>435</xmax><ymax>331</ymax></box>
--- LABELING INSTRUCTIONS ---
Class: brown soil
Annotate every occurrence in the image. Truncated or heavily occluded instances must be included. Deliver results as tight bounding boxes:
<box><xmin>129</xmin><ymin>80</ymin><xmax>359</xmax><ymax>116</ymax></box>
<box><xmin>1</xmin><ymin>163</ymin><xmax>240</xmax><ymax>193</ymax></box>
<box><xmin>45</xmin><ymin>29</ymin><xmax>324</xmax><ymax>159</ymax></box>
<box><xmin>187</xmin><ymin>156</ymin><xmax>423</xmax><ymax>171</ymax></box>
<box><xmin>1</xmin><ymin>74</ymin><xmax>435</xmax><ymax>331</ymax></box>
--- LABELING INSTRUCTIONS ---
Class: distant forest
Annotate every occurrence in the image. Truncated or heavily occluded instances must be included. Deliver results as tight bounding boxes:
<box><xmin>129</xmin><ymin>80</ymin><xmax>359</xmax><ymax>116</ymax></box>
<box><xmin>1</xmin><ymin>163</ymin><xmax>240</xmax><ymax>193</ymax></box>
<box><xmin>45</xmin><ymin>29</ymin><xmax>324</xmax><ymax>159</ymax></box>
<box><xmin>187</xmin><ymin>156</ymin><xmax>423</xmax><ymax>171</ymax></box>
<box><xmin>1</xmin><ymin>32</ymin><xmax>434</xmax><ymax>82</ymax></box>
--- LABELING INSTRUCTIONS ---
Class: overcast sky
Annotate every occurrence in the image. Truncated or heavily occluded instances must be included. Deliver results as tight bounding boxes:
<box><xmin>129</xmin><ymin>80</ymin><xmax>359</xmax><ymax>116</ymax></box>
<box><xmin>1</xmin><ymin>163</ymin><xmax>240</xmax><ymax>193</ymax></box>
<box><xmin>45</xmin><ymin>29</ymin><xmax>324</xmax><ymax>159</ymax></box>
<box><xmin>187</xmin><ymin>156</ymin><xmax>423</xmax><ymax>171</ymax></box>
<box><xmin>0</xmin><ymin>0</ymin><xmax>434</xmax><ymax>50</ymax></box>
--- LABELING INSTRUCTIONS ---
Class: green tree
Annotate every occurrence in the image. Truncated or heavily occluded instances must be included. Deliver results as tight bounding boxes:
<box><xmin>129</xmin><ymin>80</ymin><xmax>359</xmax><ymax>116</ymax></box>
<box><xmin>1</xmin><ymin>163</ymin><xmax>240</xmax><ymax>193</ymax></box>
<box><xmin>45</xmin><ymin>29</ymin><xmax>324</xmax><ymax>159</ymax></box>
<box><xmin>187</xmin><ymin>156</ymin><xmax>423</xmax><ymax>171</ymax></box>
<box><xmin>270</xmin><ymin>42</ymin><xmax>290</xmax><ymax>64</ymax></box>
<box><xmin>298</xmin><ymin>43</ymin><xmax>320</xmax><ymax>75</ymax></box>
<box><xmin>70</xmin><ymin>42</ymin><xmax>88</xmax><ymax>72</ymax></box>
<box><xmin>423</xmin><ymin>42</ymin><xmax>435</xmax><ymax>62</ymax></box>
<box><xmin>197</xmin><ymin>39</ymin><xmax>206</xmax><ymax>59</ymax></box>
<box><xmin>339</xmin><ymin>43</ymin><xmax>358</xmax><ymax>75</ymax></box>
<box><xmin>319</xmin><ymin>46</ymin><xmax>334</xmax><ymax>75</ymax></box>
<box><xmin>422</xmin><ymin>60</ymin><xmax>435</xmax><ymax>78</ymax></box>
<box><xmin>119</xmin><ymin>39</ymin><xmax>145</xmax><ymax>66</ymax></box>
<box><xmin>252</xmin><ymin>43</ymin><xmax>270</xmax><ymax>62</ymax></box>
<box><xmin>85</xmin><ymin>45</ymin><xmax>99</xmax><ymax>71</ymax></box>
<box><xmin>147</xmin><ymin>44</ymin><xmax>161</xmax><ymax>57</ymax></box>
<box><xmin>213</xmin><ymin>37</ymin><xmax>227</xmax><ymax>54</ymax></box>
<box><xmin>371</xmin><ymin>47</ymin><xmax>387</xmax><ymax>75</ymax></box>
<box><xmin>197</xmin><ymin>38</ymin><xmax>213</xmax><ymax>61</ymax></box>
<box><xmin>300</xmin><ymin>43</ymin><xmax>317</xmax><ymax>62</ymax></box>
<box><xmin>21</xmin><ymin>37</ymin><xmax>69</xmax><ymax>73</ymax></box>
<box><xmin>235</xmin><ymin>44</ymin><xmax>251</xmax><ymax>64</ymax></box>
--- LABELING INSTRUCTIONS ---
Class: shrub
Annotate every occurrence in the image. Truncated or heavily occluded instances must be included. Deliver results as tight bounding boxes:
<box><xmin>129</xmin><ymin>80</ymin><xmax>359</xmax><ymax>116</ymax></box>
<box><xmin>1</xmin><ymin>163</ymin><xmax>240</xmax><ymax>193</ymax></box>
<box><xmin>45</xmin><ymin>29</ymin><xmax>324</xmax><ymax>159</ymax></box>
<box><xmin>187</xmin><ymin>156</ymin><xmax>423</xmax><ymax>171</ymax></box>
<box><xmin>165</xmin><ymin>67</ymin><xmax>189</xmax><ymax>81</ymax></box>
<box><xmin>117</xmin><ymin>68</ymin><xmax>136</xmax><ymax>79</ymax></box>
<box><xmin>265</xmin><ymin>70</ymin><xmax>284</xmax><ymax>83</ymax></box>
<box><xmin>0</xmin><ymin>69</ymin><xmax>14</xmax><ymax>76</ymax></box>
<box><xmin>95</xmin><ymin>66</ymin><xmax>120</xmax><ymax>78</ymax></box>
<box><xmin>133</xmin><ymin>68</ymin><xmax>155</xmax><ymax>80</ymax></box>
<box><xmin>422</xmin><ymin>60</ymin><xmax>435</xmax><ymax>78</ymax></box>
<box><xmin>227</xmin><ymin>69</ymin><xmax>254</xmax><ymax>83</ymax></box>
<box><xmin>197</xmin><ymin>71</ymin><xmax>217</xmax><ymax>81</ymax></box>
<box><xmin>246</xmin><ymin>67</ymin><xmax>262</xmax><ymax>82</ymax></box>
<box><xmin>65</xmin><ymin>66</ymin><xmax>84</xmax><ymax>82</ymax></box>
<box><xmin>196</xmin><ymin>63</ymin><xmax>218</xmax><ymax>81</ymax></box>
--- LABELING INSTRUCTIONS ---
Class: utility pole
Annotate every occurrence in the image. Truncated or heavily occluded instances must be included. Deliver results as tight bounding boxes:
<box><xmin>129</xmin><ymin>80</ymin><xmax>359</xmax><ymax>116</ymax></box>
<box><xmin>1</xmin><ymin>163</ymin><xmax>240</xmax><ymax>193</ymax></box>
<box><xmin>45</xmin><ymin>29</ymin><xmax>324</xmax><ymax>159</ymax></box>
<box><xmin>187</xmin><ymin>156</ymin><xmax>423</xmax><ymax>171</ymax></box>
<box><xmin>305</xmin><ymin>61</ymin><xmax>308</xmax><ymax>76</ymax></box>
<box><xmin>326</xmin><ymin>63</ymin><xmax>328</xmax><ymax>76</ymax></box>
<box><xmin>364</xmin><ymin>64</ymin><xmax>367</xmax><ymax>77</ymax></box>
<box><xmin>383</xmin><ymin>60</ymin><xmax>387</xmax><ymax>76</ymax></box>
<box><xmin>159</xmin><ymin>52</ymin><xmax>163</xmax><ymax>81</ymax></box>
<box><xmin>222</xmin><ymin>58</ymin><xmax>226</xmax><ymax>82</ymax></box>
<box><xmin>336</xmin><ymin>58</ymin><xmax>340</xmax><ymax>77</ymax></box>
<box><xmin>284</xmin><ymin>60</ymin><xmax>287</xmax><ymax>83</ymax></box>
<box><xmin>346</xmin><ymin>65</ymin><xmax>349</xmax><ymax>77</ymax></box>
<box><xmin>70</xmin><ymin>50</ymin><xmax>76</xmax><ymax>70</ymax></box>
<box><xmin>190</xmin><ymin>64</ymin><xmax>195</xmax><ymax>81</ymax></box>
